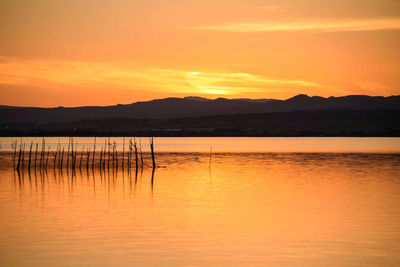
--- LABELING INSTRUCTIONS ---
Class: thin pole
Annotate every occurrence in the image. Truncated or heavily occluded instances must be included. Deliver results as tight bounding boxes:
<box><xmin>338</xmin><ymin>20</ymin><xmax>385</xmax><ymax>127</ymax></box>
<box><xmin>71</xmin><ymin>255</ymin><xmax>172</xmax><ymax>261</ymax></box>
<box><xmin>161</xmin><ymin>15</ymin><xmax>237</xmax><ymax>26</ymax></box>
<box><xmin>12</xmin><ymin>140</ymin><xmax>17</xmax><ymax>169</ymax></box>
<box><xmin>122</xmin><ymin>137</ymin><xmax>125</xmax><ymax>170</ymax></box>
<box><xmin>139</xmin><ymin>140</ymin><xmax>144</xmax><ymax>168</ymax></box>
<box><xmin>40</xmin><ymin>138</ymin><xmax>44</xmax><ymax>169</ymax></box>
<box><xmin>92</xmin><ymin>137</ymin><xmax>96</xmax><ymax>168</ymax></box>
<box><xmin>35</xmin><ymin>143</ymin><xmax>38</xmax><ymax>168</ymax></box>
<box><xmin>99</xmin><ymin>147</ymin><xmax>103</xmax><ymax>169</ymax></box>
<box><xmin>45</xmin><ymin>146</ymin><xmax>50</xmax><ymax>169</ymax></box>
<box><xmin>60</xmin><ymin>147</ymin><xmax>64</xmax><ymax>169</ymax></box>
<box><xmin>16</xmin><ymin>145</ymin><xmax>22</xmax><ymax>171</ymax></box>
<box><xmin>53</xmin><ymin>150</ymin><xmax>58</xmax><ymax>168</ymax></box>
<box><xmin>79</xmin><ymin>146</ymin><xmax>84</xmax><ymax>169</ymax></box>
<box><xmin>86</xmin><ymin>148</ymin><xmax>90</xmax><ymax>170</ymax></box>
<box><xmin>66</xmin><ymin>138</ymin><xmax>70</xmax><ymax>169</ymax></box>
<box><xmin>114</xmin><ymin>141</ymin><xmax>118</xmax><ymax>170</ymax></box>
<box><xmin>21</xmin><ymin>143</ymin><xmax>25</xmax><ymax>169</ymax></box>
<box><xmin>28</xmin><ymin>141</ymin><xmax>33</xmax><ymax>170</ymax></box>
<box><xmin>134</xmin><ymin>138</ymin><xmax>138</xmax><ymax>168</ymax></box>
<box><xmin>149</xmin><ymin>137</ymin><xmax>155</xmax><ymax>169</ymax></box>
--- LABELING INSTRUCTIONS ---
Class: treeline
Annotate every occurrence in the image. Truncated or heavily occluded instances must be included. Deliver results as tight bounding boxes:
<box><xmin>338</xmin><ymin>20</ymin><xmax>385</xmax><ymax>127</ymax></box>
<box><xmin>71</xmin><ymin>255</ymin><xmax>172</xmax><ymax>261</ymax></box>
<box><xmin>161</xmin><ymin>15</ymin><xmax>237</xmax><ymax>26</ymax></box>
<box><xmin>1</xmin><ymin>109</ymin><xmax>399</xmax><ymax>137</ymax></box>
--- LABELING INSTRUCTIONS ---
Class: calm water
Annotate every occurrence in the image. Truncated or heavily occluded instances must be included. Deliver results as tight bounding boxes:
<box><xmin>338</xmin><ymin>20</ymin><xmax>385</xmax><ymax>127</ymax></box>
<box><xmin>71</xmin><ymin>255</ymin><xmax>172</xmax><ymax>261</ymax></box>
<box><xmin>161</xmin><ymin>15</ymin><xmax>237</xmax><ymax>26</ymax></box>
<box><xmin>0</xmin><ymin>138</ymin><xmax>400</xmax><ymax>266</ymax></box>
<box><xmin>1</xmin><ymin>137</ymin><xmax>400</xmax><ymax>153</ymax></box>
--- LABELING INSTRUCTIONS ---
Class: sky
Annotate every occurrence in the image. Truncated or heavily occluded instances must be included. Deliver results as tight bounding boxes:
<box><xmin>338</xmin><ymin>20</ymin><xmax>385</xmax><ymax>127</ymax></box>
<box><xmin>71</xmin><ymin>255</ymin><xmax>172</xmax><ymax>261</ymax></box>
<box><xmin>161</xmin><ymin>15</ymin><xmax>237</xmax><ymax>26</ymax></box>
<box><xmin>0</xmin><ymin>0</ymin><xmax>399</xmax><ymax>107</ymax></box>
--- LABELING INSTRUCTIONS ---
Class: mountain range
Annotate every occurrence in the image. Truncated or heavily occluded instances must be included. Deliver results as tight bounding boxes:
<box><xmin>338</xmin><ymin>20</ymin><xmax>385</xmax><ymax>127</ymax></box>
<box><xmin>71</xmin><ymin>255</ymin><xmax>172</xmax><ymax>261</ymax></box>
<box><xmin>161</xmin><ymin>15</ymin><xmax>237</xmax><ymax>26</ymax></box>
<box><xmin>1</xmin><ymin>94</ymin><xmax>399</xmax><ymax>136</ymax></box>
<box><xmin>1</xmin><ymin>94</ymin><xmax>399</xmax><ymax>124</ymax></box>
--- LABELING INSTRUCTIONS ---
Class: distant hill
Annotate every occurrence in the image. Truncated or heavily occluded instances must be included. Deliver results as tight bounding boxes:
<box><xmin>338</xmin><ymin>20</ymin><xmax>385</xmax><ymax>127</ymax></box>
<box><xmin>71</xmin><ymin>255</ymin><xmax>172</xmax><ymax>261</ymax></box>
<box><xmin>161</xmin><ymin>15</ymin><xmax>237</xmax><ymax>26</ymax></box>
<box><xmin>1</xmin><ymin>94</ymin><xmax>399</xmax><ymax>124</ymax></box>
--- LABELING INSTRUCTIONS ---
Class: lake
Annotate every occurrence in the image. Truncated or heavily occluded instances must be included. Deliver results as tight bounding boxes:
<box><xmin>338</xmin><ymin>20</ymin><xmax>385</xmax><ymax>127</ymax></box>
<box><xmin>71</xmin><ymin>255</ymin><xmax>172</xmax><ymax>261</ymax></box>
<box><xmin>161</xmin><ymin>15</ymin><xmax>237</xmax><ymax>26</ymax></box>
<box><xmin>1</xmin><ymin>137</ymin><xmax>400</xmax><ymax>153</ymax></box>
<box><xmin>0</xmin><ymin>137</ymin><xmax>399</xmax><ymax>266</ymax></box>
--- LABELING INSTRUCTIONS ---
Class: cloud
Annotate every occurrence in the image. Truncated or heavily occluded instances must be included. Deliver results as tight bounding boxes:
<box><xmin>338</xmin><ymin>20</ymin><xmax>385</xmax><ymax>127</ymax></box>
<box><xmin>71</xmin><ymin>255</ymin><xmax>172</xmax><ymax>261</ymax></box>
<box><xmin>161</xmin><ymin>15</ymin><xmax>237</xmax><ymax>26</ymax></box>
<box><xmin>0</xmin><ymin>57</ymin><xmax>320</xmax><ymax>96</ymax></box>
<box><xmin>149</xmin><ymin>69</ymin><xmax>320</xmax><ymax>95</ymax></box>
<box><xmin>186</xmin><ymin>18</ymin><xmax>400</xmax><ymax>33</ymax></box>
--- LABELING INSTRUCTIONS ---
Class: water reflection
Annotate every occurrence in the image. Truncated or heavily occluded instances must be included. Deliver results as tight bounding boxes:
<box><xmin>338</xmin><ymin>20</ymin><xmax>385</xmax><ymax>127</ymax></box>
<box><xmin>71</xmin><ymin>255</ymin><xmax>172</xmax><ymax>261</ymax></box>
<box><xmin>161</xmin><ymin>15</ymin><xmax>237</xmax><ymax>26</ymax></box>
<box><xmin>11</xmin><ymin>162</ymin><xmax>158</xmax><ymax>200</ymax></box>
<box><xmin>1</xmin><ymin>152</ymin><xmax>400</xmax><ymax>266</ymax></box>
<box><xmin>1</xmin><ymin>137</ymin><xmax>400</xmax><ymax>153</ymax></box>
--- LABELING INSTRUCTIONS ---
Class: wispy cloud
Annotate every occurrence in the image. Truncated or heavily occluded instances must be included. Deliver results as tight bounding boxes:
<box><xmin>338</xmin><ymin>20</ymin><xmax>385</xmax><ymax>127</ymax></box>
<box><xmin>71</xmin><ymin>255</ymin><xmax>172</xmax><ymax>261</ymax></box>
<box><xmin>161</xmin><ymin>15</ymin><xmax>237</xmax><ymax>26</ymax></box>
<box><xmin>186</xmin><ymin>18</ymin><xmax>400</xmax><ymax>33</ymax></box>
<box><xmin>149</xmin><ymin>69</ymin><xmax>320</xmax><ymax>95</ymax></box>
<box><xmin>0</xmin><ymin>57</ymin><xmax>320</xmax><ymax>96</ymax></box>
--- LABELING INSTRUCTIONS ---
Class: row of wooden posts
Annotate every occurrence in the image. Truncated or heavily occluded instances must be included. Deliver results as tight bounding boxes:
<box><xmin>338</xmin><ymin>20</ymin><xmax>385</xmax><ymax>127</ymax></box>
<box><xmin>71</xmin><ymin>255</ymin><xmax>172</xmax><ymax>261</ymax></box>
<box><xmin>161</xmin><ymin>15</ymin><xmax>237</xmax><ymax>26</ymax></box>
<box><xmin>12</xmin><ymin>137</ymin><xmax>157</xmax><ymax>171</ymax></box>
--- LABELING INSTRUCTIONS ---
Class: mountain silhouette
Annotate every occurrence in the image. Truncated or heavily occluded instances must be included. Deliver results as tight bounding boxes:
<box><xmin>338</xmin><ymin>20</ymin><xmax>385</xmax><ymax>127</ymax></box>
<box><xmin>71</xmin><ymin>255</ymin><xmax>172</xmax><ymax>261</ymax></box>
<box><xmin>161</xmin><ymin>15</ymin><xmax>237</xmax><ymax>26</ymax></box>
<box><xmin>1</xmin><ymin>94</ymin><xmax>399</xmax><ymax>124</ymax></box>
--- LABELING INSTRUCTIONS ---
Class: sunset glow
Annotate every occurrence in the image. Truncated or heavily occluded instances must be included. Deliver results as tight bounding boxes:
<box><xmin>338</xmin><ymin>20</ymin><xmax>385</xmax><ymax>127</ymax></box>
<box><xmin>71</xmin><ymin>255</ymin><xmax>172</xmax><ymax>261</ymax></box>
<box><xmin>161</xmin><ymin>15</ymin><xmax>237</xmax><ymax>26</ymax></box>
<box><xmin>1</xmin><ymin>2</ymin><xmax>399</xmax><ymax>265</ymax></box>
<box><xmin>1</xmin><ymin>0</ymin><xmax>399</xmax><ymax>106</ymax></box>
<box><xmin>188</xmin><ymin>18</ymin><xmax>400</xmax><ymax>33</ymax></box>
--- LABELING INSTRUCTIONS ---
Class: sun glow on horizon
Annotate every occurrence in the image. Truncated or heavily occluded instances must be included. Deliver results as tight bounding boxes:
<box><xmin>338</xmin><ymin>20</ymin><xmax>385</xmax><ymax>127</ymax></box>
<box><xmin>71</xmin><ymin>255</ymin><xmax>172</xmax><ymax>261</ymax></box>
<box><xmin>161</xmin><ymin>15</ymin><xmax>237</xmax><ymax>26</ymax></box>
<box><xmin>0</xmin><ymin>57</ymin><xmax>329</xmax><ymax>105</ymax></box>
<box><xmin>0</xmin><ymin>0</ymin><xmax>399</xmax><ymax>106</ymax></box>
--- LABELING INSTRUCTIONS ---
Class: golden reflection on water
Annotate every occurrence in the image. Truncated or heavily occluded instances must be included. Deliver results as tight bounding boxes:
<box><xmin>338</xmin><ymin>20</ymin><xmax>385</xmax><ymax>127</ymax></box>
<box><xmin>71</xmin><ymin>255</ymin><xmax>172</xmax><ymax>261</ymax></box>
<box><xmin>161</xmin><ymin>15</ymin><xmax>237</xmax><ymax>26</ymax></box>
<box><xmin>1</xmin><ymin>137</ymin><xmax>400</xmax><ymax>153</ymax></box>
<box><xmin>1</xmin><ymin>152</ymin><xmax>400</xmax><ymax>266</ymax></box>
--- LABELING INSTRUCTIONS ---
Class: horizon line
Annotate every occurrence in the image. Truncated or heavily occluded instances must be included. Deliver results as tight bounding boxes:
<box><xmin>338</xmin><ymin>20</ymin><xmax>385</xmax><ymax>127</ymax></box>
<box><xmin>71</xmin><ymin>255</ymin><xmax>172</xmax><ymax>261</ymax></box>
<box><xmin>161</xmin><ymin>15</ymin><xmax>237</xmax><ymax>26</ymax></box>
<box><xmin>0</xmin><ymin>93</ymin><xmax>398</xmax><ymax>109</ymax></box>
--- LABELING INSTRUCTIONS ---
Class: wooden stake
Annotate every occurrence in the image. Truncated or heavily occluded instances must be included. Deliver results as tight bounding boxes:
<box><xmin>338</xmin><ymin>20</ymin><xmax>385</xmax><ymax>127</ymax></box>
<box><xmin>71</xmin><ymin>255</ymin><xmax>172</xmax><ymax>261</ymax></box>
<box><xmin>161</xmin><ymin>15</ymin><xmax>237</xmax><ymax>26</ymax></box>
<box><xmin>28</xmin><ymin>141</ymin><xmax>33</xmax><ymax>170</ymax></box>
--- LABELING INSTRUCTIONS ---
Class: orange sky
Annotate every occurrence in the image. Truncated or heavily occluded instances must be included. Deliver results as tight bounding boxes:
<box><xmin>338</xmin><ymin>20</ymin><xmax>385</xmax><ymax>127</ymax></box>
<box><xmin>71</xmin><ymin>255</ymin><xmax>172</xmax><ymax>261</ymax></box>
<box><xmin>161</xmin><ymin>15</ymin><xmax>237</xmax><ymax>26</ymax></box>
<box><xmin>0</xmin><ymin>0</ymin><xmax>399</xmax><ymax>107</ymax></box>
